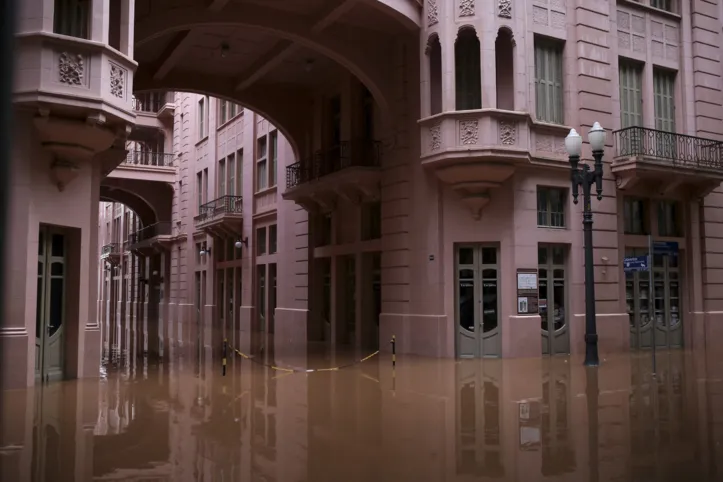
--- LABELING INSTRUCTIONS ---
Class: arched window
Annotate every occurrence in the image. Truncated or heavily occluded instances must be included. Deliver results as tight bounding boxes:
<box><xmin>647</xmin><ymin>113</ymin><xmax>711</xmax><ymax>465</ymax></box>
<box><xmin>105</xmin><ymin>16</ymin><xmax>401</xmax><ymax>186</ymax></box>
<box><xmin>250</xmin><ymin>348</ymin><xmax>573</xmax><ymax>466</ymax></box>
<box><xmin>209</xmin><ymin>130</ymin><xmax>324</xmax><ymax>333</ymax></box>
<box><xmin>427</xmin><ymin>35</ymin><xmax>443</xmax><ymax>115</ymax></box>
<box><xmin>455</xmin><ymin>27</ymin><xmax>481</xmax><ymax>111</ymax></box>
<box><xmin>495</xmin><ymin>28</ymin><xmax>515</xmax><ymax>111</ymax></box>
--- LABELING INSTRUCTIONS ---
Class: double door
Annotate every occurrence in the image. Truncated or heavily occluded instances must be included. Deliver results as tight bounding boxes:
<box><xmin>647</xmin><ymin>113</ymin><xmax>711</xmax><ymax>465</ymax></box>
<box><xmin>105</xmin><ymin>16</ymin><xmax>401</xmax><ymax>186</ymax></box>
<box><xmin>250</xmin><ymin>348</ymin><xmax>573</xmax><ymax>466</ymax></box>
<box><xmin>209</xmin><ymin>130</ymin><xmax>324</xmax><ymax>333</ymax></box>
<box><xmin>35</xmin><ymin>226</ymin><xmax>67</xmax><ymax>382</ymax></box>
<box><xmin>627</xmin><ymin>248</ymin><xmax>682</xmax><ymax>349</ymax></box>
<box><xmin>456</xmin><ymin>246</ymin><xmax>501</xmax><ymax>358</ymax></box>
<box><xmin>539</xmin><ymin>245</ymin><xmax>569</xmax><ymax>355</ymax></box>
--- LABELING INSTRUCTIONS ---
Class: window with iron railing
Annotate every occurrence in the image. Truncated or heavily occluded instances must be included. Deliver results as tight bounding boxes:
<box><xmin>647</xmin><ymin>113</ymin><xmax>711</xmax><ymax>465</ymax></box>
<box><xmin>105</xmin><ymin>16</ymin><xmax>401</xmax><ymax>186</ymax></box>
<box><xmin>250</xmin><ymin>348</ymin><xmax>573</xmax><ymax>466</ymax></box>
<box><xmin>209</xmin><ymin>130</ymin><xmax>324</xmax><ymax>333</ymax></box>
<box><xmin>619</xmin><ymin>61</ymin><xmax>643</xmax><ymax>129</ymax></box>
<box><xmin>537</xmin><ymin>187</ymin><xmax>566</xmax><ymax>228</ymax></box>
<box><xmin>54</xmin><ymin>0</ymin><xmax>90</xmax><ymax>39</ymax></box>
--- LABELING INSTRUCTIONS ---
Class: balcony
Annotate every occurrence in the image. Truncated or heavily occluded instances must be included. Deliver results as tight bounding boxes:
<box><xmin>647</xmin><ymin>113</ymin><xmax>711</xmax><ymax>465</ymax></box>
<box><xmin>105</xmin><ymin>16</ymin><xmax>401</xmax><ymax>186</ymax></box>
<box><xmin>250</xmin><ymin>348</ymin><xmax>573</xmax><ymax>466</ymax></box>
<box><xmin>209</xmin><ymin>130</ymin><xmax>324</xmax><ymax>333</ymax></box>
<box><xmin>100</xmin><ymin>243</ymin><xmax>121</xmax><ymax>265</ymax></box>
<box><xmin>194</xmin><ymin>196</ymin><xmax>243</xmax><ymax>237</ymax></box>
<box><xmin>283</xmin><ymin>140</ymin><xmax>382</xmax><ymax>212</ymax></box>
<box><xmin>14</xmin><ymin>32</ymin><xmax>136</xmax><ymax>165</ymax></box>
<box><xmin>127</xmin><ymin>222</ymin><xmax>174</xmax><ymax>256</ymax></box>
<box><xmin>132</xmin><ymin>92</ymin><xmax>175</xmax><ymax>129</ymax></box>
<box><xmin>418</xmin><ymin>109</ymin><xmax>571</xmax><ymax>219</ymax></box>
<box><xmin>108</xmin><ymin>150</ymin><xmax>176</xmax><ymax>183</ymax></box>
<box><xmin>612</xmin><ymin>127</ymin><xmax>723</xmax><ymax>197</ymax></box>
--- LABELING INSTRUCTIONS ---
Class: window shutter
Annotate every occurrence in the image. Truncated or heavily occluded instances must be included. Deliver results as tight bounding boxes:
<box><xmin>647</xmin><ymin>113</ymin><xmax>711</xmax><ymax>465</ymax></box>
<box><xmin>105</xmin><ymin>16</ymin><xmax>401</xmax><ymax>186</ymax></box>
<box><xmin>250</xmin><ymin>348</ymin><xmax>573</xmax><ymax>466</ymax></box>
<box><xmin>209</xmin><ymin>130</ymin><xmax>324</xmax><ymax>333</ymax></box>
<box><xmin>619</xmin><ymin>63</ymin><xmax>643</xmax><ymax>128</ymax></box>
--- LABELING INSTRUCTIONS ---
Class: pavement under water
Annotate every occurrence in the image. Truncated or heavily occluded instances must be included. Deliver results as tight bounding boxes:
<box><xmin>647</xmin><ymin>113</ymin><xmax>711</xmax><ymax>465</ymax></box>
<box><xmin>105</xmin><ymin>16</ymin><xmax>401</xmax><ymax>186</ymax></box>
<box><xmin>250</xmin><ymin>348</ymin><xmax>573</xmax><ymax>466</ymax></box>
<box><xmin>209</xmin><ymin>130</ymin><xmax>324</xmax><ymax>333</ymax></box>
<box><xmin>2</xmin><ymin>343</ymin><xmax>723</xmax><ymax>481</ymax></box>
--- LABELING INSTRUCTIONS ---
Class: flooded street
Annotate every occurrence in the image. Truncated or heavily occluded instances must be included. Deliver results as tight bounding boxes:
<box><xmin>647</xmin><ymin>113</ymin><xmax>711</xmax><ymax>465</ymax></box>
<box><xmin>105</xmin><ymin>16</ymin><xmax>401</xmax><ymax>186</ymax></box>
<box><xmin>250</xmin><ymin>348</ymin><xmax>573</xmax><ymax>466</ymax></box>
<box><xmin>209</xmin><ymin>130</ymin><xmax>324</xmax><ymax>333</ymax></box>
<box><xmin>2</xmin><ymin>346</ymin><xmax>723</xmax><ymax>481</ymax></box>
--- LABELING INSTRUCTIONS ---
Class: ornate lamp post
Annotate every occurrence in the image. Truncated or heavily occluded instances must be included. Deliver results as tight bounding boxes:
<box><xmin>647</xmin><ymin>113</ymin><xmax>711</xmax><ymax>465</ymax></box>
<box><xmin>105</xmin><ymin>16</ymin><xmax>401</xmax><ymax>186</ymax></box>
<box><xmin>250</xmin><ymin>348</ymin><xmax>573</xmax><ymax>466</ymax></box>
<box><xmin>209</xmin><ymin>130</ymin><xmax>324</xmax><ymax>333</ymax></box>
<box><xmin>565</xmin><ymin>122</ymin><xmax>606</xmax><ymax>367</ymax></box>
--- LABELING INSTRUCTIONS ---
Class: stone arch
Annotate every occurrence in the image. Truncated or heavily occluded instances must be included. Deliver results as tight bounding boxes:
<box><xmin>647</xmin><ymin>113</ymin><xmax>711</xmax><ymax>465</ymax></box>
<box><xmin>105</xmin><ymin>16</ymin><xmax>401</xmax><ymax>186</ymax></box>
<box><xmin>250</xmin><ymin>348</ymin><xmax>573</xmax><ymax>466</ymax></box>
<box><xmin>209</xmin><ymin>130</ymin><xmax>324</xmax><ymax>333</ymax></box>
<box><xmin>495</xmin><ymin>27</ymin><xmax>516</xmax><ymax>111</ymax></box>
<box><xmin>425</xmin><ymin>33</ymin><xmax>443</xmax><ymax>116</ymax></box>
<box><xmin>455</xmin><ymin>25</ymin><xmax>481</xmax><ymax>110</ymax></box>
<box><xmin>100</xmin><ymin>178</ymin><xmax>174</xmax><ymax>228</ymax></box>
<box><xmin>133</xmin><ymin>4</ymin><xmax>397</xmax><ymax>126</ymax></box>
<box><xmin>100</xmin><ymin>187</ymin><xmax>157</xmax><ymax>228</ymax></box>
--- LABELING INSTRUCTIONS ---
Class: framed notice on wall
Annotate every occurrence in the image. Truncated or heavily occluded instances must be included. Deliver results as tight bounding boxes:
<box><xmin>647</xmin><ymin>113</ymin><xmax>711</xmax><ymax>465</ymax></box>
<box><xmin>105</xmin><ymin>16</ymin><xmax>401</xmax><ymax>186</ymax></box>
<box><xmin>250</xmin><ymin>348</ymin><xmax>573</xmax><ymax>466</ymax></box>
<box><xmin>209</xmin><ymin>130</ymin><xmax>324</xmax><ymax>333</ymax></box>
<box><xmin>516</xmin><ymin>269</ymin><xmax>539</xmax><ymax>314</ymax></box>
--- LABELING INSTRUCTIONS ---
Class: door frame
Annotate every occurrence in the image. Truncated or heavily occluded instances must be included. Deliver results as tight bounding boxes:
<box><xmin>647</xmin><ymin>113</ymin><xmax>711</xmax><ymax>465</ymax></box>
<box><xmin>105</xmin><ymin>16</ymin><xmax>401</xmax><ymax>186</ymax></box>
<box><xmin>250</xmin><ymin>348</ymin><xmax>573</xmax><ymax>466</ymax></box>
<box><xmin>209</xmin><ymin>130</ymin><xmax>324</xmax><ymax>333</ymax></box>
<box><xmin>455</xmin><ymin>244</ymin><xmax>502</xmax><ymax>359</ymax></box>
<box><xmin>538</xmin><ymin>244</ymin><xmax>570</xmax><ymax>356</ymax></box>
<box><xmin>35</xmin><ymin>225</ymin><xmax>67</xmax><ymax>383</ymax></box>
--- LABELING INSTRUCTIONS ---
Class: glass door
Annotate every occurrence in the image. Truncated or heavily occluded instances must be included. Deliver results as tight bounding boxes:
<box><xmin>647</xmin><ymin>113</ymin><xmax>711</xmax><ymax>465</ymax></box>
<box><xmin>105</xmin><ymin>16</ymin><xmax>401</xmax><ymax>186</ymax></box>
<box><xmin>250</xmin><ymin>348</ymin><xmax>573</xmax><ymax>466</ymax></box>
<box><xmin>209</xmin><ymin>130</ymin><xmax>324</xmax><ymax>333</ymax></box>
<box><xmin>539</xmin><ymin>245</ymin><xmax>569</xmax><ymax>355</ymax></box>
<box><xmin>456</xmin><ymin>246</ymin><xmax>500</xmax><ymax>358</ymax></box>
<box><xmin>35</xmin><ymin>226</ymin><xmax>66</xmax><ymax>382</ymax></box>
<box><xmin>628</xmin><ymin>248</ymin><xmax>682</xmax><ymax>349</ymax></box>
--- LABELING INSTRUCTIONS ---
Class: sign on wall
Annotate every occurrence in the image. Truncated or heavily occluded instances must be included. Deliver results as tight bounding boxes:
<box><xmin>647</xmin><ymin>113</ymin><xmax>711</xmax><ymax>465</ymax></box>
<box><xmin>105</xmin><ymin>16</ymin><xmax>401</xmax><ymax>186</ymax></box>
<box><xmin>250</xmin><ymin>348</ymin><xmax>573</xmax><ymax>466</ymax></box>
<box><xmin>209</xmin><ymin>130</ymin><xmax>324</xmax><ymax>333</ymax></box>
<box><xmin>516</xmin><ymin>269</ymin><xmax>539</xmax><ymax>314</ymax></box>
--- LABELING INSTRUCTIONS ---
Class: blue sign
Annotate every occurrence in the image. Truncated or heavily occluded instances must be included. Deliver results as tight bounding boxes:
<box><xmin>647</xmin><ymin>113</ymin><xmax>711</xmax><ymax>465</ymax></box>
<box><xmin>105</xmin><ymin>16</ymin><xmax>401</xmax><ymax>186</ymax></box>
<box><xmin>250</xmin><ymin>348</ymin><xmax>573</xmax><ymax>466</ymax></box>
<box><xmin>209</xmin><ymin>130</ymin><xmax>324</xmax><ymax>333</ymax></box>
<box><xmin>653</xmin><ymin>241</ymin><xmax>679</xmax><ymax>256</ymax></box>
<box><xmin>623</xmin><ymin>255</ymin><xmax>649</xmax><ymax>273</ymax></box>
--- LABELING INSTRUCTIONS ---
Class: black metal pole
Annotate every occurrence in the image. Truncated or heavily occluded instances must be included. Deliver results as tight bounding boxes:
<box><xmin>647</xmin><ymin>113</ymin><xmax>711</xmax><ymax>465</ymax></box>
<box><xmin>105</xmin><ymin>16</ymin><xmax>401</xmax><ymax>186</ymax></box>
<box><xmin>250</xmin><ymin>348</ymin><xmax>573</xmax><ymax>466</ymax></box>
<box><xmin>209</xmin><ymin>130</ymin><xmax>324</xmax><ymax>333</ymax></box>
<box><xmin>585</xmin><ymin>365</ymin><xmax>600</xmax><ymax>482</ymax></box>
<box><xmin>571</xmin><ymin>153</ymin><xmax>602</xmax><ymax>367</ymax></box>
<box><xmin>581</xmin><ymin>166</ymin><xmax>599</xmax><ymax>367</ymax></box>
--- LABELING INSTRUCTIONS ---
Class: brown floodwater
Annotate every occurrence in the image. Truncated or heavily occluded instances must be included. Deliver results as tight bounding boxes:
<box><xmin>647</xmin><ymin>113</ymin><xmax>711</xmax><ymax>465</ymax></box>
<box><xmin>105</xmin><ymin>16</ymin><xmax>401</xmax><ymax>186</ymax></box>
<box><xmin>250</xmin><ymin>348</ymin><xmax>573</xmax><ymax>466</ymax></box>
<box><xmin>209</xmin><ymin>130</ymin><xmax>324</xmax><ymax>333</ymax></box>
<box><xmin>2</xmin><ymin>344</ymin><xmax>723</xmax><ymax>481</ymax></box>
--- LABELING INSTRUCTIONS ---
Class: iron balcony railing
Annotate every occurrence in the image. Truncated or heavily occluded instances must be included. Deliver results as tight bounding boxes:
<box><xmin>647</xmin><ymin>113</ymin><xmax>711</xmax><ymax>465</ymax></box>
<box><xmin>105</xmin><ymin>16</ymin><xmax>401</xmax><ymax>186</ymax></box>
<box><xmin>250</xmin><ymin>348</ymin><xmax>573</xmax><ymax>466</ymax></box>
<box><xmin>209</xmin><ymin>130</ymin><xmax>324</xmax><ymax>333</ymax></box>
<box><xmin>195</xmin><ymin>195</ymin><xmax>243</xmax><ymax>223</ymax></box>
<box><xmin>132</xmin><ymin>92</ymin><xmax>171</xmax><ymax>113</ymax></box>
<box><xmin>128</xmin><ymin>221</ymin><xmax>172</xmax><ymax>246</ymax></box>
<box><xmin>286</xmin><ymin>139</ymin><xmax>382</xmax><ymax>189</ymax></box>
<box><xmin>613</xmin><ymin>126</ymin><xmax>723</xmax><ymax>170</ymax></box>
<box><xmin>124</xmin><ymin>150</ymin><xmax>175</xmax><ymax>167</ymax></box>
<box><xmin>101</xmin><ymin>243</ymin><xmax>119</xmax><ymax>257</ymax></box>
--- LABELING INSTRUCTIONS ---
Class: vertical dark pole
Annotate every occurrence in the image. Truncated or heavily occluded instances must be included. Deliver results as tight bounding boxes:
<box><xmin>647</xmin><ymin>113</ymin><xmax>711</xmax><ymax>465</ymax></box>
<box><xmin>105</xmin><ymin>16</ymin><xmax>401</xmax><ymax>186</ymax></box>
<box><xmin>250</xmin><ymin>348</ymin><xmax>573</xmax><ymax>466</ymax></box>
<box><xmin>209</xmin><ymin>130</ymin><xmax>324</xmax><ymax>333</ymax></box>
<box><xmin>586</xmin><ymin>366</ymin><xmax>600</xmax><ymax>482</ymax></box>
<box><xmin>391</xmin><ymin>335</ymin><xmax>396</xmax><ymax>368</ymax></box>
<box><xmin>0</xmin><ymin>0</ymin><xmax>15</xmax><ymax>392</ymax></box>
<box><xmin>582</xmin><ymin>165</ymin><xmax>599</xmax><ymax>367</ymax></box>
<box><xmin>222</xmin><ymin>338</ymin><xmax>227</xmax><ymax>376</ymax></box>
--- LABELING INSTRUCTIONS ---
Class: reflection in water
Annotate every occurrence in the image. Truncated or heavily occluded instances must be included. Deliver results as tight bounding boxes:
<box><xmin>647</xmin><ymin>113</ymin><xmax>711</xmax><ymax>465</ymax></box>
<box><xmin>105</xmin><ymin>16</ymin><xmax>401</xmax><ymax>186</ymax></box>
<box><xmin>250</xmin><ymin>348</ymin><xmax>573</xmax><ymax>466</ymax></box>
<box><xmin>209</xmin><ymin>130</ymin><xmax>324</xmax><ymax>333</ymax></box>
<box><xmin>3</xmin><ymin>347</ymin><xmax>723</xmax><ymax>481</ymax></box>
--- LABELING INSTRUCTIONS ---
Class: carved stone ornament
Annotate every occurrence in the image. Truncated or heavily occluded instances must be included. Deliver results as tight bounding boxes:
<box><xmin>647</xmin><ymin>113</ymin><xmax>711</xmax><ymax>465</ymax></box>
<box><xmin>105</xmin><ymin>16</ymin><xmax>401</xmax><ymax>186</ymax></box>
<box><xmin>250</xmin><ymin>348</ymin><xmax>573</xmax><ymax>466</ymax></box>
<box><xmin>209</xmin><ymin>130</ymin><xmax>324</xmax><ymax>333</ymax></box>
<box><xmin>498</xmin><ymin>0</ymin><xmax>512</xmax><ymax>18</ymax></box>
<box><xmin>499</xmin><ymin>121</ymin><xmax>516</xmax><ymax>145</ymax></box>
<box><xmin>59</xmin><ymin>52</ymin><xmax>84</xmax><ymax>85</ymax></box>
<box><xmin>430</xmin><ymin>125</ymin><xmax>442</xmax><ymax>151</ymax></box>
<box><xmin>460</xmin><ymin>120</ymin><xmax>479</xmax><ymax>145</ymax></box>
<box><xmin>110</xmin><ymin>63</ymin><xmax>125</xmax><ymax>98</ymax></box>
<box><xmin>427</xmin><ymin>0</ymin><xmax>439</xmax><ymax>26</ymax></box>
<box><xmin>459</xmin><ymin>0</ymin><xmax>475</xmax><ymax>17</ymax></box>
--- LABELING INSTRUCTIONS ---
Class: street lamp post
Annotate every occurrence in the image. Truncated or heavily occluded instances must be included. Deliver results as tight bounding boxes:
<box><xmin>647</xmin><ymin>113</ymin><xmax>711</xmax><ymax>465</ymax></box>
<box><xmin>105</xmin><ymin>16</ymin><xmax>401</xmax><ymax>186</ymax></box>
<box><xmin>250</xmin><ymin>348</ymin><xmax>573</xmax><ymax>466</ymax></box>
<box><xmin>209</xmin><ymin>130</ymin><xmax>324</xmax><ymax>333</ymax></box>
<box><xmin>565</xmin><ymin>122</ymin><xmax>606</xmax><ymax>367</ymax></box>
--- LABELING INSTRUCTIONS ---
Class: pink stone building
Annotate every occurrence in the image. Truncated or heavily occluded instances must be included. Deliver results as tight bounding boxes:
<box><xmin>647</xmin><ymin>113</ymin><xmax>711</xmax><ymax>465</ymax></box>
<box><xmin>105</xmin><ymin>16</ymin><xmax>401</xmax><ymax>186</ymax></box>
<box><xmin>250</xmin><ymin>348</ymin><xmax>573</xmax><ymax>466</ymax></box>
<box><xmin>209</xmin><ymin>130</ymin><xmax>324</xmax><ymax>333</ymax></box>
<box><xmin>5</xmin><ymin>0</ymin><xmax>723</xmax><ymax>389</ymax></box>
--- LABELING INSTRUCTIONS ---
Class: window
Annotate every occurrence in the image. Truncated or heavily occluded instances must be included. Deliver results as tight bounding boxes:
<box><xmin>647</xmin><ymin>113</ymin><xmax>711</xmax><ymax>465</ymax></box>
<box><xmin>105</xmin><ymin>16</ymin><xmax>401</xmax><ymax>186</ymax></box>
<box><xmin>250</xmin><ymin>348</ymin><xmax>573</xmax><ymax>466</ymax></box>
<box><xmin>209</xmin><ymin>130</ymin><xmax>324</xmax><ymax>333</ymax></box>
<box><xmin>316</xmin><ymin>213</ymin><xmax>332</xmax><ymax>247</ymax></box>
<box><xmin>256</xmin><ymin>227</ymin><xmax>267</xmax><ymax>255</ymax></box>
<box><xmin>236</xmin><ymin>149</ymin><xmax>243</xmax><ymax>195</ymax></box>
<box><xmin>108</xmin><ymin>0</ymin><xmax>121</xmax><ymax>50</ymax></box>
<box><xmin>54</xmin><ymin>0</ymin><xmax>90</xmax><ymax>39</ymax></box>
<box><xmin>537</xmin><ymin>187</ymin><xmax>565</xmax><ymax>228</ymax></box>
<box><xmin>653</xmin><ymin>69</ymin><xmax>676</xmax><ymax>132</ymax></box>
<box><xmin>361</xmin><ymin>201</ymin><xmax>382</xmax><ymax>240</ymax></box>
<box><xmin>534</xmin><ymin>39</ymin><xmax>564</xmax><ymax>124</ymax></box>
<box><xmin>269</xmin><ymin>224</ymin><xmax>277</xmax><ymax>254</ymax></box>
<box><xmin>658</xmin><ymin>200</ymin><xmax>681</xmax><ymax>237</ymax></box>
<box><xmin>219</xmin><ymin>100</ymin><xmax>228</xmax><ymax>125</ymax></box>
<box><xmin>650</xmin><ymin>0</ymin><xmax>673</xmax><ymax>12</ymax></box>
<box><xmin>619</xmin><ymin>61</ymin><xmax>643</xmax><ymax>128</ymax></box>
<box><xmin>362</xmin><ymin>86</ymin><xmax>375</xmax><ymax>140</ymax></box>
<box><xmin>229</xmin><ymin>103</ymin><xmax>238</xmax><ymax>119</ymax></box>
<box><xmin>624</xmin><ymin>197</ymin><xmax>648</xmax><ymax>235</ymax></box>
<box><xmin>269</xmin><ymin>131</ymin><xmax>278</xmax><ymax>187</ymax></box>
<box><xmin>427</xmin><ymin>35</ymin><xmax>443</xmax><ymax>115</ymax></box>
<box><xmin>198</xmin><ymin>97</ymin><xmax>208</xmax><ymax>139</ymax></box>
<box><xmin>203</xmin><ymin>168</ymin><xmax>209</xmax><ymax>204</ymax></box>
<box><xmin>227</xmin><ymin>153</ymin><xmax>236</xmax><ymax>196</ymax></box>
<box><xmin>495</xmin><ymin>28</ymin><xmax>515</xmax><ymax>111</ymax></box>
<box><xmin>218</xmin><ymin>158</ymin><xmax>226</xmax><ymax>197</ymax></box>
<box><xmin>256</xmin><ymin>136</ymin><xmax>268</xmax><ymax>191</ymax></box>
<box><xmin>455</xmin><ymin>28</ymin><xmax>482</xmax><ymax>110</ymax></box>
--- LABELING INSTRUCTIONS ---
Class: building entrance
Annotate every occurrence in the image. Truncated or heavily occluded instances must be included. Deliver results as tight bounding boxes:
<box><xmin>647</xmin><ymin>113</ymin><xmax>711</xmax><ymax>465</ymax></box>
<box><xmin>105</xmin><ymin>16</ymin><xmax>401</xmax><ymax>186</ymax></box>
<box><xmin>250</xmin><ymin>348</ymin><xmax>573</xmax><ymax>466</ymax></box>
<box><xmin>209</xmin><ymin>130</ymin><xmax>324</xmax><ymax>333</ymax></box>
<box><xmin>35</xmin><ymin>226</ymin><xmax>67</xmax><ymax>382</ymax></box>
<box><xmin>538</xmin><ymin>245</ymin><xmax>570</xmax><ymax>355</ymax></box>
<box><xmin>626</xmin><ymin>248</ymin><xmax>683</xmax><ymax>349</ymax></box>
<box><xmin>456</xmin><ymin>246</ymin><xmax>501</xmax><ymax>358</ymax></box>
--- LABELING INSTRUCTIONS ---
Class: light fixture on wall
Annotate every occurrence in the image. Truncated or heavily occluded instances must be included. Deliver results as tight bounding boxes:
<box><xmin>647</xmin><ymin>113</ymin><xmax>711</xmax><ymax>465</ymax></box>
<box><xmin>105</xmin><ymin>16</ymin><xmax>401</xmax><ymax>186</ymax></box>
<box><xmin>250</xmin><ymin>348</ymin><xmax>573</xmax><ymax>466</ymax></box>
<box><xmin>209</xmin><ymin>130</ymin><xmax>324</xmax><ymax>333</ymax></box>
<box><xmin>199</xmin><ymin>245</ymin><xmax>211</xmax><ymax>257</ymax></box>
<box><xmin>235</xmin><ymin>237</ymin><xmax>248</xmax><ymax>249</ymax></box>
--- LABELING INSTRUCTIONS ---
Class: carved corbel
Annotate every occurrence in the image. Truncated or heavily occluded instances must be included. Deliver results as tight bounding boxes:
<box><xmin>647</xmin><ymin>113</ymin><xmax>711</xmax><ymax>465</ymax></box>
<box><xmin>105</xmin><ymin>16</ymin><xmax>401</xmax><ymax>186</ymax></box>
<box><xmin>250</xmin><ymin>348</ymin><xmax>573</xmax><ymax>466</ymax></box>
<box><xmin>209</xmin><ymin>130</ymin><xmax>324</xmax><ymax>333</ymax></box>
<box><xmin>50</xmin><ymin>158</ymin><xmax>81</xmax><ymax>192</ymax></box>
<box><xmin>614</xmin><ymin>174</ymin><xmax>639</xmax><ymax>191</ymax></box>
